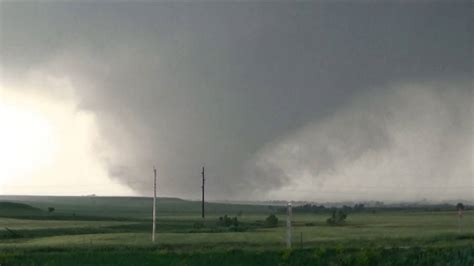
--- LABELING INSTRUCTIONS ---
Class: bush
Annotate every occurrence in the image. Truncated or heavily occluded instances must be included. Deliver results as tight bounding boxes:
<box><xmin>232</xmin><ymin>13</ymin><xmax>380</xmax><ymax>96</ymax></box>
<box><xmin>264</xmin><ymin>214</ymin><xmax>279</xmax><ymax>227</ymax></box>
<box><xmin>217</xmin><ymin>215</ymin><xmax>239</xmax><ymax>227</ymax></box>
<box><xmin>326</xmin><ymin>210</ymin><xmax>347</xmax><ymax>226</ymax></box>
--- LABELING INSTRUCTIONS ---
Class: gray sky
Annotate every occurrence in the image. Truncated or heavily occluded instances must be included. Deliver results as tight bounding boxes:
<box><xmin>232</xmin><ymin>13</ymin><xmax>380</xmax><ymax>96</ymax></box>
<box><xmin>0</xmin><ymin>1</ymin><xmax>472</xmax><ymax>201</ymax></box>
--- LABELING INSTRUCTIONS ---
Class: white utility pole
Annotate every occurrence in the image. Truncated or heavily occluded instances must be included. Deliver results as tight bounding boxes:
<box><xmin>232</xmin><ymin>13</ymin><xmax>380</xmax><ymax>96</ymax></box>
<box><xmin>286</xmin><ymin>202</ymin><xmax>292</xmax><ymax>248</ymax></box>
<box><xmin>152</xmin><ymin>166</ymin><xmax>157</xmax><ymax>243</ymax></box>
<box><xmin>201</xmin><ymin>166</ymin><xmax>205</xmax><ymax>219</ymax></box>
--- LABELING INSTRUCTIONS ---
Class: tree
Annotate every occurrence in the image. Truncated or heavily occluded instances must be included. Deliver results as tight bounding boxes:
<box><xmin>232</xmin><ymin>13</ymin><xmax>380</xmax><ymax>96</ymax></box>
<box><xmin>47</xmin><ymin>207</ymin><xmax>55</xmax><ymax>213</ymax></box>
<box><xmin>217</xmin><ymin>215</ymin><xmax>239</xmax><ymax>227</ymax></box>
<box><xmin>326</xmin><ymin>209</ymin><xmax>347</xmax><ymax>226</ymax></box>
<box><xmin>265</xmin><ymin>214</ymin><xmax>279</xmax><ymax>227</ymax></box>
<box><xmin>353</xmin><ymin>203</ymin><xmax>365</xmax><ymax>211</ymax></box>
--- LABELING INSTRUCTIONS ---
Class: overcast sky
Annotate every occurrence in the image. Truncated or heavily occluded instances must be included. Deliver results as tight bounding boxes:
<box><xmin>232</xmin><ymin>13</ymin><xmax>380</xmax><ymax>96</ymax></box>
<box><xmin>0</xmin><ymin>1</ymin><xmax>472</xmax><ymax>201</ymax></box>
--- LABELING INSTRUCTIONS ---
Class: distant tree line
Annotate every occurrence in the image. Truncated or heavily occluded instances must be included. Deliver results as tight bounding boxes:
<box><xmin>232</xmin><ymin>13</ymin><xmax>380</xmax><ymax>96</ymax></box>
<box><xmin>277</xmin><ymin>203</ymin><xmax>472</xmax><ymax>214</ymax></box>
<box><xmin>278</xmin><ymin>204</ymin><xmax>366</xmax><ymax>214</ymax></box>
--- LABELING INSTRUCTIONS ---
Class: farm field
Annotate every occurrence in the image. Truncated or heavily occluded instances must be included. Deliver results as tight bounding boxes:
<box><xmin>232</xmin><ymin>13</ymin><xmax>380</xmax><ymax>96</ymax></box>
<box><xmin>0</xmin><ymin>196</ymin><xmax>472</xmax><ymax>265</ymax></box>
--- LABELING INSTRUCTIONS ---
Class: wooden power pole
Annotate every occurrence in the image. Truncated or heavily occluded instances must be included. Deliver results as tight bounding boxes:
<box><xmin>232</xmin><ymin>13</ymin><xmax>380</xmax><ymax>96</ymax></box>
<box><xmin>152</xmin><ymin>166</ymin><xmax>157</xmax><ymax>243</ymax></box>
<box><xmin>201</xmin><ymin>166</ymin><xmax>205</xmax><ymax>219</ymax></box>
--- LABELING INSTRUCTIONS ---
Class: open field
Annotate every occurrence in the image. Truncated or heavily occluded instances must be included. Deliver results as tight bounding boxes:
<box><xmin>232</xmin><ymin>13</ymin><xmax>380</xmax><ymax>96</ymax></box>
<box><xmin>0</xmin><ymin>196</ymin><xmax>472</xmax><ymax>265</ymax></box>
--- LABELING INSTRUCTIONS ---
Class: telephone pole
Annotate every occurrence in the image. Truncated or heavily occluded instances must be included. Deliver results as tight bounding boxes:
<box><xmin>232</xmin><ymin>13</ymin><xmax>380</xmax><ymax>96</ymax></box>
<box><xmin>286</xmin><ymin>202</ymin><xmax>292</xmax><ymax>248</ymax></box>
<box><xmin>152</xmin><ymin>166</ymin><xmax>157</xmax><ymax>243</ymax></box>
<box><xmin>201</xmin><ymin>166</ymin><xmax>205</xmax><ymax>219</ymax></box>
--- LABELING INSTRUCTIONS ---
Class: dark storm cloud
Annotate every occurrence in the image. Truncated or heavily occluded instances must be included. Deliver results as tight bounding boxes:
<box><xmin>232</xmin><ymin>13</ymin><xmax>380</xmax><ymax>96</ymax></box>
<box><xmin>248</xmin><ymin>81</ymin><xmax>472</xmax><ymax>201</ymax></box>
<box><xmin>1</xmin><ymin>2</ymin><xmax>472</xmax><ymax>200</ymax></box>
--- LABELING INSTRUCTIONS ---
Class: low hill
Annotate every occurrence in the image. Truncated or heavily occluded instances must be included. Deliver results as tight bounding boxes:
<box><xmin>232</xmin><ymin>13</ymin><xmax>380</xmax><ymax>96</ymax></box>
<box><xmin>0</xmin><ymin>201</ymin><xmax>43</xmax><ymax>216</ymax></box>
<box><xmin>0</xmin><ymin>196</ymin><xmax>273</xmax><ymax>220</ymax></box>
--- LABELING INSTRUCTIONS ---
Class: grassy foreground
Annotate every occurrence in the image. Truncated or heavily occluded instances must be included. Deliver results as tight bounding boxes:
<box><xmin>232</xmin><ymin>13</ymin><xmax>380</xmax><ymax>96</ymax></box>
<box><xmin>1</xmin><ymin>247</ymin><xmax>473</xmax><ymax>266</ymax></box>
<box><xmin>0</xmin><ymin>196</ymin><xmax>472</xmax><ymax>265</ymax></box>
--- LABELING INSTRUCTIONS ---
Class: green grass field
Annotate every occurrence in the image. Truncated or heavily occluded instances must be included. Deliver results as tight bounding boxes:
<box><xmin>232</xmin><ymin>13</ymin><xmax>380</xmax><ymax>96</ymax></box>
<box><xmin>0</xmin><ymin>196</ymin><xmax>472</xmax><ymax>265</ymax></box>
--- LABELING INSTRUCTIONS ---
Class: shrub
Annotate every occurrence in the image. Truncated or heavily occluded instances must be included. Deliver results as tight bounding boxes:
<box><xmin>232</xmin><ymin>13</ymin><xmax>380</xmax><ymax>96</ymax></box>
<box><xmin>264</xmin><ymin>214</ymin><xmax>279</xmax><ymax>227</ymax></box>
<box><xmin>217</xmin><ymin>215</ymin><xmax>239</xmax><ymax>227</ymax></box>
<box><xmin>326</xmin><ymin>210</ymin><xmax>347</xmax><ymax>226</ymax></box>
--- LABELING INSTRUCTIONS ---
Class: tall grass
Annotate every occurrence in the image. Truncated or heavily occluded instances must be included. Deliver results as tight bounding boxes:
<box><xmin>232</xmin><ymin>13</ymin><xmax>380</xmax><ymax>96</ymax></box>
<box><xmin>1</xmin><ymin>247</ymin><xmax>472</xmax><ymax>266</ymax></box>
